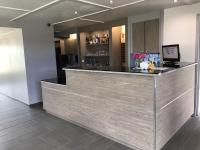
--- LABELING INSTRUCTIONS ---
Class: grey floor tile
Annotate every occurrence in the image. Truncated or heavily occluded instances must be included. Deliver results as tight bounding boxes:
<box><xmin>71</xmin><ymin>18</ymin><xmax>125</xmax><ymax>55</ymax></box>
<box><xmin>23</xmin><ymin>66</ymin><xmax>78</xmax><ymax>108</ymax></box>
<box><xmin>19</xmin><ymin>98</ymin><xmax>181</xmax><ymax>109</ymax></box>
<box><xmin>0</xmin><ymin>94</ymin><xmax>199</xmax><ymax>150</ymax></box>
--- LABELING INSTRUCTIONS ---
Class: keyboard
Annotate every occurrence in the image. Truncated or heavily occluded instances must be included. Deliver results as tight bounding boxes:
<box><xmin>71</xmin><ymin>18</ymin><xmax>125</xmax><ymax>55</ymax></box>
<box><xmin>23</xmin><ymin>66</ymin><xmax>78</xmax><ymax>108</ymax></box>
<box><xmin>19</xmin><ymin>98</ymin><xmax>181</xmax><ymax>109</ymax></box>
<box><xmin>163</xmin><ymin>63</ymin><xmax>180</xmax><ymax>68</ymax></box>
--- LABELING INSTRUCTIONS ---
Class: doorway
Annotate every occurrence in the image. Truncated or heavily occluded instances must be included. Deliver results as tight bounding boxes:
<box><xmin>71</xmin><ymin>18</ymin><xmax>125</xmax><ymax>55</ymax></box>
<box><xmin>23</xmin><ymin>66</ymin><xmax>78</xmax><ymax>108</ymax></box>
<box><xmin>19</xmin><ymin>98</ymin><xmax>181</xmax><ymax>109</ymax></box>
<box><xmin>54</xmin><ymin>35</ymin><xmax>79</xmax><ymax>78</ymax></box>
<box><xmin>111</xmin><ymin>25</ymin><xmax>126</xmax><ymax>67</ymax></box>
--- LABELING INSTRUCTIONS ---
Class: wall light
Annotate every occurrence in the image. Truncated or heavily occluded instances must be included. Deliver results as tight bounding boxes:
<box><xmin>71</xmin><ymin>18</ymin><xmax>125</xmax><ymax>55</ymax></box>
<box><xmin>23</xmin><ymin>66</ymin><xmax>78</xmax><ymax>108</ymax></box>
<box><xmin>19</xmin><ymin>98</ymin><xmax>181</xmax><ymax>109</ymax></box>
<box><xmin>69</xmin><ymin>33</ymin><xmax>77</xmax><ymax>39</ymax></box>
<box><xmin>121</xmin><ymin>25</ymin><xmax>126</xmax><ymax>43</ymax></box>
<box><xmin>122</xmin><ymin>25</ymin><xmax>125</xmax><ymax>34</ymax></box>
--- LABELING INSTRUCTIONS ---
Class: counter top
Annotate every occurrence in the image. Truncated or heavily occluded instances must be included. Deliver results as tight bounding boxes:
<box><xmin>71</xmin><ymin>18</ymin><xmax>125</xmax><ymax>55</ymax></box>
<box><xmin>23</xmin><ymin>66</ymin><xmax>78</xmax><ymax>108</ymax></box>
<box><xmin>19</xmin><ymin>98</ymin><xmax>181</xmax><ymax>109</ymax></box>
<box><xmin>41</xmin><ymin>62</ymin><xmax>196</xmax><ymax>85</ymax></box>
<box><xmin>41</xmin><ymin>77</ymin><xmax>66</xmax><ymax>85</ymax></box>
<box><xmin>63</xmin><ymin>62</ymin><xmax>196</xmax><ymax>76</ymax></box>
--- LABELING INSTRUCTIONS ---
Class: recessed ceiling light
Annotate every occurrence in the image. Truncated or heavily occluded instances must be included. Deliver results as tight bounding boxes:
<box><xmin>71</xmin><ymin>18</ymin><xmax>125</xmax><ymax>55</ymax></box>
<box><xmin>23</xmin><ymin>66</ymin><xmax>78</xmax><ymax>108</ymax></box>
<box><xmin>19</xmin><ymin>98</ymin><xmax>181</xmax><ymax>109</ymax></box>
<box><xmin>75</xmin><ymin>11</ymin><xmax>78</xmax><ymax>15</ymax></box>
<box><xmin>110</xmin><ymin>0</ymin><xmax>113</xmax><ymax>4</ymax></box>
<box><xmin>174</xmin><ymin>0</ymin><xmax>178</xmax><ymax>3</ymax></box>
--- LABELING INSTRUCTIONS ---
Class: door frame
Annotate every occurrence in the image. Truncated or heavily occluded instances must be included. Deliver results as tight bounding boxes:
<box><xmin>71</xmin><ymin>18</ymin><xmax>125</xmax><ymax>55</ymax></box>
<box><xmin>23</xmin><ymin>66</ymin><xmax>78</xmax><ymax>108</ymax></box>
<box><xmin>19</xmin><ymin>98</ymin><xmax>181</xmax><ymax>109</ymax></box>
<box><xmin>194</xmin><ymin>14</ymin><xmax>200</xmax><ymax>116</ymax></box>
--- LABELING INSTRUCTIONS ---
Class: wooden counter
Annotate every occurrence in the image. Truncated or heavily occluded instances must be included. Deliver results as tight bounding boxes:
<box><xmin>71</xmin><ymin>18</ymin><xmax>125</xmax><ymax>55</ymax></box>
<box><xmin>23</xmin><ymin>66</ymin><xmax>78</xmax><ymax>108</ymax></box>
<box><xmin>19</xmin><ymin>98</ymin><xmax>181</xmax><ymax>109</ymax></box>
<box><xmin>41</xmin><ymin>64</ymin><xmax>196</xmax><ymax>150</ymax></box>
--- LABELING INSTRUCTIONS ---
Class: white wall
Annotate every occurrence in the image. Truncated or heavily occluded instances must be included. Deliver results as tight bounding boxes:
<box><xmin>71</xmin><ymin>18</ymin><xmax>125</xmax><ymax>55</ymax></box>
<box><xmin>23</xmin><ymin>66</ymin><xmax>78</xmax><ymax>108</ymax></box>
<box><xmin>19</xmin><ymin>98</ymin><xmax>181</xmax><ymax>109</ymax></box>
<box><xmin>163</xmin><ymin>3</ymin><xmax>200</xmax><ymax>62</ymax></box>
<box><xmin>163</xmin><ymin>3</ymin><xmax>200</xmax><ymax>115</ymax></box>
<box><xmin>0</xmin><ymin>18</ymin><xmax>57</xmax><ymax>105</ymax></box>
<box><xmin>0</xmin><ymin>28</ymin><xmax>29</xmax><ymax>104</ymax></box>
<box><xmin>21</xmin><ymin>20</ymin><xmax>57</xmax><ymax>105</ymax></box>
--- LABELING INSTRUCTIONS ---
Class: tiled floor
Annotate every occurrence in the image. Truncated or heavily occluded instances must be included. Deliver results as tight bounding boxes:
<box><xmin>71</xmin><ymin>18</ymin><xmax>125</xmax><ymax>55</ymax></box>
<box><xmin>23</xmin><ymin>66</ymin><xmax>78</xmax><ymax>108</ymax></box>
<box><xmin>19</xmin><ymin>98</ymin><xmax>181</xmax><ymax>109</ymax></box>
<box><xmin>0</xmin><ymin>94</ymin><xmax>199</xmax><ymax>150</ymax></box>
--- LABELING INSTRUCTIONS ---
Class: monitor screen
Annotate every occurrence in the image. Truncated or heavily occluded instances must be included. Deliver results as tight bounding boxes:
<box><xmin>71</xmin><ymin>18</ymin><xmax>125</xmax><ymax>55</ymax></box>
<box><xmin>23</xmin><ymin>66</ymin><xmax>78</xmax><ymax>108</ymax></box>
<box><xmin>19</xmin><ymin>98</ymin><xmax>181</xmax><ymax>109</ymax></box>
<box><xmin>162</xmin><ymin>45</ymin><xmax>180</xmax><ymax>62</ymax></box>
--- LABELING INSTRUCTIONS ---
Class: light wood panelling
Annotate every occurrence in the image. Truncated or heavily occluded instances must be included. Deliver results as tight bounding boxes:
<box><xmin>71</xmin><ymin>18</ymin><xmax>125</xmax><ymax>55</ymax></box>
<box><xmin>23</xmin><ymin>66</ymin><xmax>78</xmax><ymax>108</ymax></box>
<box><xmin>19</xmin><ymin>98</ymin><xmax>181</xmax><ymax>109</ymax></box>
<box><xmin>41</xmin><ymin>81</ymin><xmax>67</xmax><ymax>111</ymax></box>
<box><xmin>43</xmin><ymin>71</ymin><xmax>155</xmax><ymax>150</ymax></box>
<box><xmin>156</xmin><ymin>66</ymin><xmax>195</xmax><ymax>111</ymax></box>
<box><xmin>41</xmin><ymin>64</ymin><xmax>196</xmax><ymax>150</ymax></box>
<box><xmin>156</xmin><ymin>90</ymin><xmax>194</xmax><ymax>150</ymax></box>
<box><xmin>155</xmin><ymin>66</ymin><xmax>195</xmax><ymax>150</ymax></box>
<box><xmin>41</xmin><ymin>81</ymin><xmax>67</xmax><ymax>91</ymax></box>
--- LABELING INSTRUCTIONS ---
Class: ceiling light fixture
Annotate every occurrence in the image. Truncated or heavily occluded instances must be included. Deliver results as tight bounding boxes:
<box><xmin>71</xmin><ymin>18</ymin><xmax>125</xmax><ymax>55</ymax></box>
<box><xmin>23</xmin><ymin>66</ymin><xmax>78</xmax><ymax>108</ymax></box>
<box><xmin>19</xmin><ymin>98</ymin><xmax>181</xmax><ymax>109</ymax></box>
<box><xmin>75</xmin><ymin>11</ymin><xmax>78</xmax><ymax>15</ymax></box>
<box><xmin>51</xmin><ymin>0</ymin><xmax>145</xmax><ymax>25</ymax></box>
<box><xmin>110</xmin><ymin>0</ymin><xmax>113</xmax><ymax>4</ymax></box>
<box><xmin>51</xmin><ymin>9</ymin><xmax>109</xmax><ymax>25</ymax></box>
<box><xmin>75</xmin><ymin>0</ymin><xmax>112</xmax><ymax>9</ymax></box>
<box><xmin>10</xmin><ymin>0</ymin><xmax>62</xmax><ymax>21</ymax></box>
<box><xmin>0</xmin><ymin>6</ymin><xmax>30</xmax><ymax>12</ymax></box>
<box><xmin>79</xmin><ymin>18</ymin><xmax>104</xmax><ymax>23</ymax></box>
<box><xmin>174</xmin><ymin>0</ymin><xmax>178</xmax><ymax>3</ymax></box>
<box><xmin>112</xmin><ymin>0</ymin><xmax>145</xmax><ymax>9</ymax></box>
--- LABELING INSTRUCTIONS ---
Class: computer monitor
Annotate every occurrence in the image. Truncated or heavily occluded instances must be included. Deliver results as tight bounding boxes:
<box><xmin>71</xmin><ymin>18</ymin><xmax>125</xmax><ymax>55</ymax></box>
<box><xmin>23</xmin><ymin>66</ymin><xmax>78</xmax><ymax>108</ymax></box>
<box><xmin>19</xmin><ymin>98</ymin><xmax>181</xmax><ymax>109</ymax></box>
<box><xmin>162</xmin><ymin>44</ymin><xmax>180</xmax><ymax>62</ymax></box>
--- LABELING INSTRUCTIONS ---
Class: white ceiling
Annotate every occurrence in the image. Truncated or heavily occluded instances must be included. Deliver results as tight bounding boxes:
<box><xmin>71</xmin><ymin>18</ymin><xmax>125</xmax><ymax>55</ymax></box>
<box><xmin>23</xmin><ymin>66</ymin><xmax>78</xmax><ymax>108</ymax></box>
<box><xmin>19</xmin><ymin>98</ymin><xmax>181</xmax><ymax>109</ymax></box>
<box><xmin>37</xmin><ymin>1</ymin><xmax>103</xmax><ymax>22</ymax></box>
<box><xmin>54</xmin><ymin>0</ymin><xmax>200</xmax><ymax>31</ymax></box>
<box><xmin>0</xmin><ymin>8</ymin><xmax>23</xmax><ymax>19</ymax></box>
<box><xmin>0</xmin><ymin>0</ymin><xmax>54</xmax><ymax>10</ymax></box>
<box><xmin>0</xmin><ymin>0</ymin><xmax>199</xmax><ymax>30</ymax></box>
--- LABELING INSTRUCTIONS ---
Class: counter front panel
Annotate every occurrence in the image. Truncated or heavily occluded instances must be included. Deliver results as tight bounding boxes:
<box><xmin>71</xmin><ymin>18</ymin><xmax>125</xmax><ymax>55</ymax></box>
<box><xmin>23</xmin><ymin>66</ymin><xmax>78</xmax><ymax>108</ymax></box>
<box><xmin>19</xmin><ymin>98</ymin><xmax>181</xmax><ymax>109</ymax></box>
<box><xmin>41</xmin><ymin>62</ymin><xmax>196</xmax><ymax>150</ymax></box>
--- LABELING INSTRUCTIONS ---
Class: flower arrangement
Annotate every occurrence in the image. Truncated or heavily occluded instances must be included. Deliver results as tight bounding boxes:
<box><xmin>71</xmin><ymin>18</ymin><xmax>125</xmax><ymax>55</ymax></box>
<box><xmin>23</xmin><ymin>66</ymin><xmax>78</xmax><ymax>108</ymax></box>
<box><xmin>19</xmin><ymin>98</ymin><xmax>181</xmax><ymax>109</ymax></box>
<box><xmin>132</xmin><ymin>53</ymin><xmax>146</xmax><ymax>68</ymax></box>
<box><xmin>131</xmin><ymin>52</ymin><xmax>161</xmax><ymax>69</ymax></box>
<box><xmin>133</xmin><ymin>53</ymin><xmax>146</xmax><ymax>60</ymax></box>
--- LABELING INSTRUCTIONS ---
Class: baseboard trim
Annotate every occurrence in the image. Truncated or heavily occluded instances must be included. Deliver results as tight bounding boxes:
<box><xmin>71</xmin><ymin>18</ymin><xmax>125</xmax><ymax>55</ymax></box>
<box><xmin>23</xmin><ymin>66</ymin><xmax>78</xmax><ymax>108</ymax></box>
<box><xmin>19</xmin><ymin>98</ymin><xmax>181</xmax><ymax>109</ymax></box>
<box><xmin>30</xmin><ymin>102</ymin><xmax>43</xmax><ymax>107</ymax></box>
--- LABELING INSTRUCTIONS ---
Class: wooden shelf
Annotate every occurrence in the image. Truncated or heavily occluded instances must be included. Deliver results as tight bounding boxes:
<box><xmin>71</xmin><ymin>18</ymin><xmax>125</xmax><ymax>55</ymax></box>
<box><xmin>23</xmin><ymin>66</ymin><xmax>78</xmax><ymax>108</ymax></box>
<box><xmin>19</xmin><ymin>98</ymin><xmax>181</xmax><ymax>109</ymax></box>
<box><xmin>86</xmin><ymin>43</ymin><xmax>109</xmax><ymax>46</ymax></box>
<box><xmin>85</xmin><ymin>56</ymin><xmax>109</xmax><ymax>57</ymax></box>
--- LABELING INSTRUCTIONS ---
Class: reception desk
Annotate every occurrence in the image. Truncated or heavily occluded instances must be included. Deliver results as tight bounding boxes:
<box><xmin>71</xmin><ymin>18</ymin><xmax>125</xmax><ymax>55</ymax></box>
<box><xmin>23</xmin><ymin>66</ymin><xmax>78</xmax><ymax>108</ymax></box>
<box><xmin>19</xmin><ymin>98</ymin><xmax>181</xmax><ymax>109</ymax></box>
<box><xmin>41</xmin><ymin>63</ymin><xmax>196</xmax><ymax>150</ymax></box>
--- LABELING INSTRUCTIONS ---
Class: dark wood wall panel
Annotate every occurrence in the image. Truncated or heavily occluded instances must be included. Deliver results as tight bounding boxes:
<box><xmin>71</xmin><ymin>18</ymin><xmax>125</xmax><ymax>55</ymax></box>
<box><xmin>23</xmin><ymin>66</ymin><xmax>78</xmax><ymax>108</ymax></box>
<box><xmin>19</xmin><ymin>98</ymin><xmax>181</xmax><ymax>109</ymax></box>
<box><xmin>132</xmin><ymin>22</ymin><xmax>145</xmax><ymax>53</ymax></box>
<box><xmin>145</xmin><ymin>19</ymin><xmax>159</xmax><ymax>53</ymax></box>
<box><xmin>132</xmin><ymin>19</ymin><xmax>159</xmax><ymax>53</ymax></box>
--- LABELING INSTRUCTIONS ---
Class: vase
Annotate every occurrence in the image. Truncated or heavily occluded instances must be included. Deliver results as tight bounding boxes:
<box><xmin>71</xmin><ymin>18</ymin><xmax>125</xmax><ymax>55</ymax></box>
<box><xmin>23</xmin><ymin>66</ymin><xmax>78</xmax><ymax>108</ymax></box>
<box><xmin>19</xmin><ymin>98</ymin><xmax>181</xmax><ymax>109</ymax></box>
<box><xmin>135</xmin><ymin>60</ymin><xmax>141</xmax><ymax>68</ymax></box>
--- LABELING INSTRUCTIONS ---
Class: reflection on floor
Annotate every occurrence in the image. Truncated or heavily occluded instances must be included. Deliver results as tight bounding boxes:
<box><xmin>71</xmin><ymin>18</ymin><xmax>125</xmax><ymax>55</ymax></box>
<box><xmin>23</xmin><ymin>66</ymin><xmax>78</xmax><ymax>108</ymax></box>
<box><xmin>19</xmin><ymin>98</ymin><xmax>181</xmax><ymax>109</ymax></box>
<box><xmin>0</xmin><ymin>94</ymin><xmax>199</xmax><ymax>150</ymax></box>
